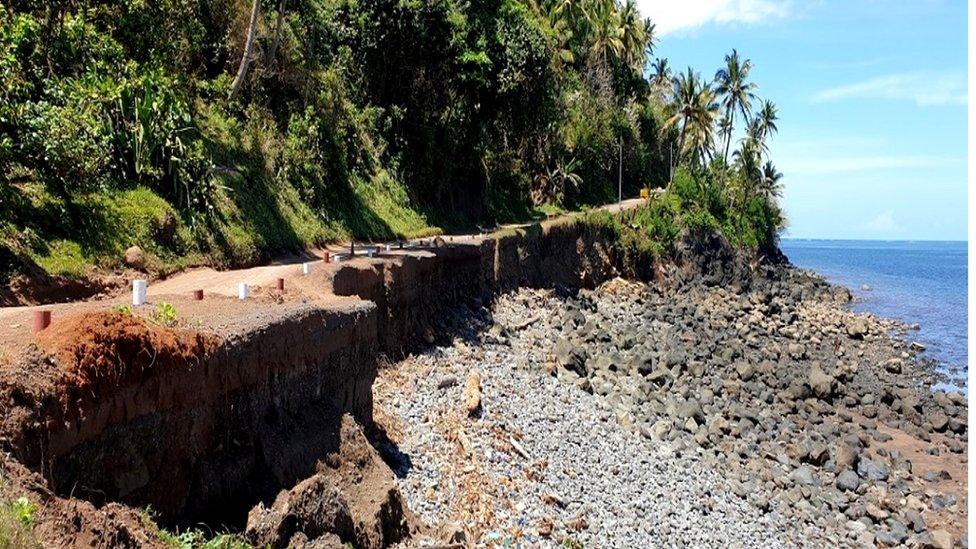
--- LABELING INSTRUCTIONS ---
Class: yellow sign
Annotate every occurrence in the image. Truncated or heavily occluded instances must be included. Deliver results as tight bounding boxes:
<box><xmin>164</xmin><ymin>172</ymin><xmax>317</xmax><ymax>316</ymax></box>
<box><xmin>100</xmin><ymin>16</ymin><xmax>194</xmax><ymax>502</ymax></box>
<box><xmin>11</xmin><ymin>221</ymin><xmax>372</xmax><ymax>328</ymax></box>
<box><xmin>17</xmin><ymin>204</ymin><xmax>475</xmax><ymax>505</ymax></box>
<box><xmin>640</xmin><ymin>187</ymin><xmax>650</xmax><ymax>199</ymax></box>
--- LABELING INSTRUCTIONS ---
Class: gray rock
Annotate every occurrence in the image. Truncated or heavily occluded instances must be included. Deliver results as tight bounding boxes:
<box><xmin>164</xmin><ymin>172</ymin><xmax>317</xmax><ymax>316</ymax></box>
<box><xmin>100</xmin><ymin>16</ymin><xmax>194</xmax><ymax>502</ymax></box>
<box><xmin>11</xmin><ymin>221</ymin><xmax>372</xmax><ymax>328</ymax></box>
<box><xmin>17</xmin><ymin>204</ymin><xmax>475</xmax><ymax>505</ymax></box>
<box><xmin>857</xmin><ymin>458</ymin><xmax>890</xmax><ymax>481</ymax></box>
<box><xmin>789</xmin><ymin>465</ymin><xmax>817</xmax><ymax>486</ymax></box>
<box><xmin>836</xmin><ymin>470</ymin><xmax>860</xmax><ymax>492</ymax></box>
<box><xmin>554</xmin><ymin>338</ymin><xmax>587</xmax><ymax>377</ymax></box>
<box><xmin>735</xmin><ymin>362</ymin><xmax>755</xmax><ymax>382</ymax></box>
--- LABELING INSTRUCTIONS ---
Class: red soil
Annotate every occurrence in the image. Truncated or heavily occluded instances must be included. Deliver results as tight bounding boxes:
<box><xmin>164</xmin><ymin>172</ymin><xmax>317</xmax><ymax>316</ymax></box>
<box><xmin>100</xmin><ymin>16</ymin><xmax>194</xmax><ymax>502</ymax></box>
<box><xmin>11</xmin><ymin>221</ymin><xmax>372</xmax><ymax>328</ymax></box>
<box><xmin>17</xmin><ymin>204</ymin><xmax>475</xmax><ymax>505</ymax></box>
<box><xmin>34</xmin><ymin>312</ymin><xmax>219</xmax><ymax>406</ymax></box>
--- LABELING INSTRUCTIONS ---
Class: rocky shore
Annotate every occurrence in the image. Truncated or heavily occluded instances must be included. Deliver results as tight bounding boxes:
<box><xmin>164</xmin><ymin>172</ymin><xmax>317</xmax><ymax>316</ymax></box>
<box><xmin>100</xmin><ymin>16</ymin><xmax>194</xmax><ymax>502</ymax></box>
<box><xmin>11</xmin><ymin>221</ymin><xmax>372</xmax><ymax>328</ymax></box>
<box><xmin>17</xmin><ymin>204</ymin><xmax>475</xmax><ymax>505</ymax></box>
<box><xmin>374</xmin><ymin>264</ymin><xmax>968</xmax><ymax>547</ymax></box>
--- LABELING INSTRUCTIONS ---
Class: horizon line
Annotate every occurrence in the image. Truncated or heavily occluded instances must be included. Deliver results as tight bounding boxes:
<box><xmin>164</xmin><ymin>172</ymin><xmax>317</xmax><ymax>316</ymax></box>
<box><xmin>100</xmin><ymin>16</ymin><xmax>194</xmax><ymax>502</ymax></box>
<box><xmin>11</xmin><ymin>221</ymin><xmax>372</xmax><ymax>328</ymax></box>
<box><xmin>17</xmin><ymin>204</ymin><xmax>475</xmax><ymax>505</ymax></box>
<box><xmin>781</xmin><ymin>237</ymin><xmax>968</xmax><ymax>243</ymax></box>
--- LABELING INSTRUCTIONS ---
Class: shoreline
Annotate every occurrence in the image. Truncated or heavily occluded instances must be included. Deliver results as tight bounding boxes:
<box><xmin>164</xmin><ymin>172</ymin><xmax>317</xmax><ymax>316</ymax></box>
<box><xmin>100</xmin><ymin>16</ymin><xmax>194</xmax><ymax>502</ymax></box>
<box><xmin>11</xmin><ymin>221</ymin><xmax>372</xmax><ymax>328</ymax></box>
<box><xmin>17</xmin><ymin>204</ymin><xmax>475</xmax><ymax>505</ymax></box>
<box><xmin>781</xmin><ymin>239</ymin><xmax>968</xmax><ymax>391</ymax></box>
<box><xmin>374</xmin><ymin>261</ymin><xmax>968</xmax><ymax>546</ymax></box>
<box><xmin>0</xmin><ymin>228</ymin><xmax>966</xmax><ymax>547</ymax></box>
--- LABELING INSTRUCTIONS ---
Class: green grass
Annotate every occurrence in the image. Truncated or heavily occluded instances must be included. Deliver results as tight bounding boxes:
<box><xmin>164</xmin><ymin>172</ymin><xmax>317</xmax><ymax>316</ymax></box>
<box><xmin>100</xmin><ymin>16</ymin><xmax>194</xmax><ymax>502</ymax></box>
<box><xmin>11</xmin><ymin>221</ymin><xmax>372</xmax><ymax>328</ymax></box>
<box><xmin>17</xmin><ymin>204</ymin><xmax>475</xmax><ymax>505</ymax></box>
<box><xmin>0</xmin><ymin>496</ymin><xmax>40</xmax><ymax>549</ymax></box>
<box><xmin>139</xmin><ymin>506</ymin><xmax>250</xmax><ymax>549</ymax></box>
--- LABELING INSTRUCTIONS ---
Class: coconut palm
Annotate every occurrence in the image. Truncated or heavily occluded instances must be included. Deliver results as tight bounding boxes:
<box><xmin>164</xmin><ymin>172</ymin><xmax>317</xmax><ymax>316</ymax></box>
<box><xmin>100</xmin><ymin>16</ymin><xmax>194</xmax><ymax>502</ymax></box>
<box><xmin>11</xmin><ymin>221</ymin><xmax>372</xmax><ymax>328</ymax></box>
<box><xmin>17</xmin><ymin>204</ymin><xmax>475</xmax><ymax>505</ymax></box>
<box><xmin>619</xmin><ymin>0</ymin><xmax>650</xmax><ymax>70</ymax></box>
<box><xmin>753</xmin><ymin>99</ymin><xmax>779</xmax><ymax>146</ymax></box>
<box><xmin>759</xmin><ymin>161</ymin><xmax>783</xmax><ymax>199</ymax></box>
<box><xmin>714</xmin><ymin>49</ymin><xmax>758</xmax><ymax>163</ymax></box>
<box><xmin>684</xmin><ymin>84</ymin><xmax>720</xmax><ymax>166</ymax></box>
<box><xmin>663</xmin><ymin>68</ymin><xmax>719</xmax><ymax>168</ymax></box>
<box><xmin>732</xmin><ymin>138</ymin><xmax>762</xmax><ymax>198</ymax></box>
<box><xmin>587</xmin><ymin>0</ymin><xmax>624</xmax><ymax>66</ymax></box>
<box><xmin>650</xmin><ymin>57</ymin><xmax>672</xmax><ymax>96</ymax></box>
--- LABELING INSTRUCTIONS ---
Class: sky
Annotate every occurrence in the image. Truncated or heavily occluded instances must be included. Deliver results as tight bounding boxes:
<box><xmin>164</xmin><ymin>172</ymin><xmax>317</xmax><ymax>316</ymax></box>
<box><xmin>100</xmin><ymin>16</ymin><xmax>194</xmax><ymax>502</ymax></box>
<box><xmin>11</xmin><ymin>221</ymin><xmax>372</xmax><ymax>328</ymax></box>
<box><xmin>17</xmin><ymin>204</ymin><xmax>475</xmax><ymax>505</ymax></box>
<box><xmin>639</xmin><ymin>0</ymin><xmax>968</xmax><ymax>241</ymax></box>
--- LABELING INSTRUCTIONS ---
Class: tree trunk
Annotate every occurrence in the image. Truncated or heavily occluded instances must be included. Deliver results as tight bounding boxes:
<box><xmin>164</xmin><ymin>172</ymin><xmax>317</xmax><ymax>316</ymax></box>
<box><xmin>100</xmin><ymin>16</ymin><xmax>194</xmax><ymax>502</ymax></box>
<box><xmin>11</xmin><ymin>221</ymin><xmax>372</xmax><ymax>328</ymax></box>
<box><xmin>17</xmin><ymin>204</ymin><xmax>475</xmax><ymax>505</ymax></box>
<box><xmin>723</xmin><ymin>106</ymin><xmax>734</xmax><ymax>164</ymax></box>
<box><xmin>266</xmin><ymin>0</ymin><xmax>287</xmax><ymax>72</ymax></box>
<box><xmin>229</xmin><ymin>0</ymin><xmax>261</xmax><ymax>98</ymax></box>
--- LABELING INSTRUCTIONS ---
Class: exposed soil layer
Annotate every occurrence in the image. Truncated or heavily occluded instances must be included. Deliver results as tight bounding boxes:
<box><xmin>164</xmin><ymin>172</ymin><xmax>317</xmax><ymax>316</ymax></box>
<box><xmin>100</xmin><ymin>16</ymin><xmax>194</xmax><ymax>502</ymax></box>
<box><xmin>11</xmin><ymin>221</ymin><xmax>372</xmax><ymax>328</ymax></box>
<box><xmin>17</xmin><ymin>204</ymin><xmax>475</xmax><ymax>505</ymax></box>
<box><xmin>35</xmin><ymin>312</ymin><xmax>220</xmax><ymax>409</ymax></box>
<box><xmin>0</xmin><ymin>267</ymin><xmax>125</xmax><ymax>307</ymax></box>
<box><xmin>0</xmin><ymin>215</ymin><xmax>659</xmax><ymax>545</ymax></box>
<box><xmin>0</xmin><ymin>212</ymin><xmax>956</xmax><ymax>547</ymax></box>
<box><xmin>245</xmin><ymin>415</ymin><xmax>416</xmax><ymax>548</ymax></box>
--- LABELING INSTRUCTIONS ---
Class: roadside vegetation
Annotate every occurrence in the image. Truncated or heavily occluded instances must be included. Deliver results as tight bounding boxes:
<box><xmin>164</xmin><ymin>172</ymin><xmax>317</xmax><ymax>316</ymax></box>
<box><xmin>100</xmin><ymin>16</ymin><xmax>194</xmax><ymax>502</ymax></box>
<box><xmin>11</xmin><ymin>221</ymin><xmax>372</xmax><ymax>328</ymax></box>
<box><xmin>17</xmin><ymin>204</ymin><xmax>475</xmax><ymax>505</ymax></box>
<box><xmin>1</xmin><ymin>0</ymin><xmax>784</xmax><ymax>282</ymax></box>
<box><xmin>0</xmin><ymin>495</ymin><xmax>40</xmax><ymax>549</ymax></box>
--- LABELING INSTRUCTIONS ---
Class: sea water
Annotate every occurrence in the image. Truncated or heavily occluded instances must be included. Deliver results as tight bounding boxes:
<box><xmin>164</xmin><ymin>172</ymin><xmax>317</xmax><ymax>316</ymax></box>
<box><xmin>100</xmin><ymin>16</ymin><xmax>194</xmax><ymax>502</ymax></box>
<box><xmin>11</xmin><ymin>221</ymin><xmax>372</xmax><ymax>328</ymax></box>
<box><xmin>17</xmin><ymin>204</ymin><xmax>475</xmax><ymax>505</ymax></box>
<box><xmin>780</xmin><ymin>239</ymin><xmax>967</xmax><ymax>389</ymax></box>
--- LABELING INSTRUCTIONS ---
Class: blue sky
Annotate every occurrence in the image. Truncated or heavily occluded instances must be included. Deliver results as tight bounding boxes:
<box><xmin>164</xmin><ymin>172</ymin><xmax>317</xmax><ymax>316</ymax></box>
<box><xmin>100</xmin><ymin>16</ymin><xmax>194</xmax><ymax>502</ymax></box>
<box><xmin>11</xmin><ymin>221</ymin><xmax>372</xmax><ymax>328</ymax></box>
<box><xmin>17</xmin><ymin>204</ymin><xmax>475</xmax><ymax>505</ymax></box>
<box><xmin>640</xmin><ymin>0</ymin><xmax>967</xmax><ymax>241</ymax></box>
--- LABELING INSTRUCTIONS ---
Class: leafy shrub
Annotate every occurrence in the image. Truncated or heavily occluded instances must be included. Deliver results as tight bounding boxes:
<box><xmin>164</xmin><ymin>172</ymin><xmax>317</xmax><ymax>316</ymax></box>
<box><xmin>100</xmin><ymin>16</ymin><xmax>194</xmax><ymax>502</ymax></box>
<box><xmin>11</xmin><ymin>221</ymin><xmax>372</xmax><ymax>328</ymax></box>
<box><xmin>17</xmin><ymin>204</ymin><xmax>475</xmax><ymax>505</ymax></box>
<box><xmin>151</xmin><ymin>302</ymin><xmax>178</xmax><ymax>327</ymax></box>
<box><xmin>10</xmin><ymin>498</ymin><xmax>35</xmax><ymax>527</ymax></box>
<box><xmin>0</xmin><ymin>495</ymin><xmax>39</xmax><ymax>549</ymax></box>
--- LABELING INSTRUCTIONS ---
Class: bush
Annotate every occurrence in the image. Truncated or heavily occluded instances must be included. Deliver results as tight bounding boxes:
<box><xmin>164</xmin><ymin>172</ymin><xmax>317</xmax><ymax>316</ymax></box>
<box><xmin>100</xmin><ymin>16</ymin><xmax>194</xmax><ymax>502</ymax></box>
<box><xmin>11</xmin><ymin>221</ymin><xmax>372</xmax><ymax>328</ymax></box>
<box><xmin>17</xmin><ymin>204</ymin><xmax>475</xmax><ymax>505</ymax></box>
<box><xmin>0</xmin><ymin>495</ymin><xmax>40</xmax><ymax>549</ymax></box>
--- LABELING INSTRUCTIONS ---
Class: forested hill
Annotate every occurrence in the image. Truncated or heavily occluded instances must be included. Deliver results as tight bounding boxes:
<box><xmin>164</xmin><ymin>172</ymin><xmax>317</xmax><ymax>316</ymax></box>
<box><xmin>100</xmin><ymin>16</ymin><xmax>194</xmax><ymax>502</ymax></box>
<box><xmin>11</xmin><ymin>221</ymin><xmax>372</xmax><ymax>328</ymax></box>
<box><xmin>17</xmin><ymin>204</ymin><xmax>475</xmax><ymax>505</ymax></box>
<box><xmin>0</xmin><ymin>0</ymin><xmax>784</xmax><ymax>285</ymax></box>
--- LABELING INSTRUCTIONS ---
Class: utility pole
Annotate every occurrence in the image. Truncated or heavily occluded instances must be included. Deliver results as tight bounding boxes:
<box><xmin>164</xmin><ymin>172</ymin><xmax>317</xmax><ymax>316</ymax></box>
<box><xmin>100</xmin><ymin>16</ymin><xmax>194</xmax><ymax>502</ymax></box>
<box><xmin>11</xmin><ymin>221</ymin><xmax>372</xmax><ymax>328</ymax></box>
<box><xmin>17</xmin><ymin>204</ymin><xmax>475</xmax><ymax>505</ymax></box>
<box><xmin>618</xmin><ymin>135</ymin><xmax>622</xmax><ymax>204</ymax></box>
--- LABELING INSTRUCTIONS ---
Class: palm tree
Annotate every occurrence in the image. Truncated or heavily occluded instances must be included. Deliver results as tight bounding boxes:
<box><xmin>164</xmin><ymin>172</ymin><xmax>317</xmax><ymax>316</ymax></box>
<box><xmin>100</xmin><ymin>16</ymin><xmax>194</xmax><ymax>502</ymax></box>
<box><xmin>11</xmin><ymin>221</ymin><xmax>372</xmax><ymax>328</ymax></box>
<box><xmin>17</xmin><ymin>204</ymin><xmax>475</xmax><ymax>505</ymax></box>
<box><xmin>753</xmin><ymin>99</ymin><xmax>779</xmax><ymax>146</ymax></box>
<box><xmin>650</xmin><ymin>57</ymin><xmax>671</xmax><ymax>96</ymax></box>
<box><xmin>759</xmin><ymin>161</ymin><xmax>783</xmax><ymax>199</ymax></box>
<box><xmin>619</xmin><ymin>0</ymin><xmax>650</xmax><ymax>71</ymax></box>
<box><xmin>713</xmin><ymin>49</ymin><xmax>758</xmax><ymax>163</ymax></box>
<box><xmin>685</xmin><ymin>84</ymin><xmax>720</xmax><ymax>166</ymax></box>
<box><xmin>663</xmin><ymin>68</ymin><xmax>719</xmax><ymax>168</ymax></box>
<box><xmin>587</xmin><ymin>0</ymin><xmax>624</xmax><ymax>66</ymax></box>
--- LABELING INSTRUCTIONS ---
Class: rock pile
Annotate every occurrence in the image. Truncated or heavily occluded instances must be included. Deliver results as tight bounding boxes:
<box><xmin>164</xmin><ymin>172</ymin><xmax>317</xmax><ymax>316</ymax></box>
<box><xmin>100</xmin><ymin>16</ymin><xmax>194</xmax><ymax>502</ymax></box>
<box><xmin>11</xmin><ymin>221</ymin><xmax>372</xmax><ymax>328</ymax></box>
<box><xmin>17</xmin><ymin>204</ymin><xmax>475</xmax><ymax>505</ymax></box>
<box><xmin>376</xmin><ymin>267</ymin><xmax>967</xmax><ymax>547</ymax></box>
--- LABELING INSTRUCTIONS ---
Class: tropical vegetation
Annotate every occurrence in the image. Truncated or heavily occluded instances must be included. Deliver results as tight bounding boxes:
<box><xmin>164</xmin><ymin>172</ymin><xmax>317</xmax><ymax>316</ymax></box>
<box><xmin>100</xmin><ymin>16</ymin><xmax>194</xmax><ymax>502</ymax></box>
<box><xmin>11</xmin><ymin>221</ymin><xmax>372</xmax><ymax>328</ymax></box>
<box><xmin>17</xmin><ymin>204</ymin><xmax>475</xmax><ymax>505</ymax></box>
<box><xmin>0</xmin><ymin>0</ymin><xmax>786</xmax><ymax>281</ymax></box>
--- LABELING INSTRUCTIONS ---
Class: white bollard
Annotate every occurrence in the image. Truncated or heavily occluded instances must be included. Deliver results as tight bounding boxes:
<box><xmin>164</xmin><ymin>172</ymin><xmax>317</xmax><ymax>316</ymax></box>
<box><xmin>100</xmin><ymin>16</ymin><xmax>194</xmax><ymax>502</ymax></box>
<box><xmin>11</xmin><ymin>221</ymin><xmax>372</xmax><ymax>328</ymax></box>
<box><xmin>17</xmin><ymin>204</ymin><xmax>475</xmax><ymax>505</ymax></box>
<box><xmin>385</xmin><ymin>244</ymin><xmax>391</xmax><ymax>252</ymax></box>
<box><xmin>132</xmin><ymin>279</ymin><xmax>147</xmax><ymax>306</ymax></box>
<box><xmin>238</xmin><ymin>282</ymin><xmax>250</xmax><ymax>300</ymax></box>
<box><xmin>302</xmin><ymin>262</ymin><xmax>311</xmax><ymax>275</ymax></box>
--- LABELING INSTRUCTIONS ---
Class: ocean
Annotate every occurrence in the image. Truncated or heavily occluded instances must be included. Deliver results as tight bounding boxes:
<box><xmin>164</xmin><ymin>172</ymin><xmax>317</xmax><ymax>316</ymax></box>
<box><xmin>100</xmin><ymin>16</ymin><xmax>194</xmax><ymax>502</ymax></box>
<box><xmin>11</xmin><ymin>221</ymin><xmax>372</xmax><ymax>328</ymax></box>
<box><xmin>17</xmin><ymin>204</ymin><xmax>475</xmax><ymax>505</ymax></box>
<box><xmin>780</xmin><ymin>239</ymin><xmax>968</xmax><ymax>389</ymax></box>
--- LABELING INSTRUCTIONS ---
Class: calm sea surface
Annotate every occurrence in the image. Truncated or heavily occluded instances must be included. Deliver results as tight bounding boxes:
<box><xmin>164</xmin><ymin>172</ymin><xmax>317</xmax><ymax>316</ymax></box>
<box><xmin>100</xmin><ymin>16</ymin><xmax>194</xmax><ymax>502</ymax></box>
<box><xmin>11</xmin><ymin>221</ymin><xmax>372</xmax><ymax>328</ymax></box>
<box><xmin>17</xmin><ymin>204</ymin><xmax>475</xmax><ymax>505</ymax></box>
<box><xmin>780</xmin><ymin>239</ymin><xmax>968</xmax><ymax>387</ymax></box>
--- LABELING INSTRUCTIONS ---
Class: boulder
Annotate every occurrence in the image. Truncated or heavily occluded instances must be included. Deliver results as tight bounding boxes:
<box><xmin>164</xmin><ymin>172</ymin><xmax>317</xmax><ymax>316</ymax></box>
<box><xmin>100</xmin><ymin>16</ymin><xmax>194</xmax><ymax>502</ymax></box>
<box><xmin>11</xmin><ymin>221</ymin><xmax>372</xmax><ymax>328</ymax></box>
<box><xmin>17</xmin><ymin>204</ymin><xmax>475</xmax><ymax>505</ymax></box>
<box><xmin>735</xmin><ymin>362</ymin><xmax>755</xmax><ymax>382</ymax></box>
<box><xmin>789</xmin><ymin>465</ymin><xmax>817</xmax><ymax>486</ymax></box>
<box><xmin>833</xmin><ymin>441</ymin><xmax>859</xmax><ymax>471</ymax></box>
<box><xmin>553</xmin><ymin>338</ymin><xmax>586</xmax><ymax>377</ymax></box>
<box><xmin>245</xmin><ymin>417</ymin><xmax>412</xmax><ymax>548</ymax></box>
<box><xmin>927</xmin><ymin>529</ymin><xmax>953</xmax><ymax>549</ymax></box>
<box><xmin>857</xmin><ymin>457</ymin><xmax>890</xmax><ymax>482</ymax></box>
<box><xmin>928</xmin><ymin>411</ymin><xmax>949</xmax><ymax>432</ymax></box>
<box><xmin>123</xmin><ymin>245</ymin><xmax>146</xmax><ymax>270</ymax></box>
<box><xmin>835</xmin><ymin>470</ymin><xmax>860</xmax><ymax>492</ymax></box>
<box><xmin>847</xmin><ymin>317</ymin><xmax>869</xmax><ymax>339</ymax></box>
<box><xmin>808</xmin><ymin>366</ymin><xmax>836</xmax><ymax>399</ymax></box>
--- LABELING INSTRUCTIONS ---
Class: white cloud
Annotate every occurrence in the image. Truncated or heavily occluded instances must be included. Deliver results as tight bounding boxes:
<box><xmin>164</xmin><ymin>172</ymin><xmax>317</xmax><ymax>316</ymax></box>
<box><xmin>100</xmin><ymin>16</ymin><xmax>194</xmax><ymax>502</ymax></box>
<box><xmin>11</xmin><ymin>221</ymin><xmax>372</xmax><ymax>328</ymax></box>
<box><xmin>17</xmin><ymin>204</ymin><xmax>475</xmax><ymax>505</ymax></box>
<box><xmin>812</xmin><ymin>71</ymin><xmax>967</xmax><ymax>106</ymax></box>
<box><xmin>638</xmin><ymin>0</ymin><xmax>791</xmax><ymax>36</ymax></box>
<box><xmin>861</xmin><ymin>211</ymin><xmax>898</xmax><ymax>233</ymax></box>
<box><xmin>782</xmin><ymin>154</ymin><xmax>962</xmax><ymax>176</ymax></box>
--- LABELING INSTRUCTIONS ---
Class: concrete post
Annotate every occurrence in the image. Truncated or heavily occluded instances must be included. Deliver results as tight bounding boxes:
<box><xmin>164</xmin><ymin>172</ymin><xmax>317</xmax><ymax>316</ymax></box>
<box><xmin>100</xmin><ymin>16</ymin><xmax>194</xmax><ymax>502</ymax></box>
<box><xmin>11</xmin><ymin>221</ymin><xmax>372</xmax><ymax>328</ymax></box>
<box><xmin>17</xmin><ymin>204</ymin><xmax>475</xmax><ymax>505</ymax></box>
<box><xmin>132</xmin><ymin>279</ymin><xmax>147</xmax><ymax>306</ymax></box>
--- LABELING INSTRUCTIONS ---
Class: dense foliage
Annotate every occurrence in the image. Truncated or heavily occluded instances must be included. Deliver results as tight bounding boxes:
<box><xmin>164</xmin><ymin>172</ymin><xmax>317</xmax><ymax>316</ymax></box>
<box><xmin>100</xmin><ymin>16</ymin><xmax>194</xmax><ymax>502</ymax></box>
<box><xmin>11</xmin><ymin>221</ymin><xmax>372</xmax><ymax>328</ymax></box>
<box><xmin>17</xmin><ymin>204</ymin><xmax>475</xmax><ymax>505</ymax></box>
<box><xmin>0</xmin><ymin>0</ymin><xmax>785</xmax><ymax>279</ymax></box>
